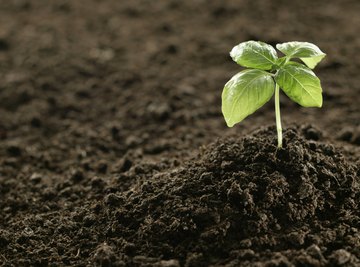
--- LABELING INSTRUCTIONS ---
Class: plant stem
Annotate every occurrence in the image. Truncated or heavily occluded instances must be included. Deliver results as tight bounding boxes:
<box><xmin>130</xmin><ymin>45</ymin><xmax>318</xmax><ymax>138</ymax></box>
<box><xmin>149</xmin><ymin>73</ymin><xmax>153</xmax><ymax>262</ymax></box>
<box><xmin>275</xmin><ymin>83</ymin><xmax>283</xmax><ymax>148</ymax></box>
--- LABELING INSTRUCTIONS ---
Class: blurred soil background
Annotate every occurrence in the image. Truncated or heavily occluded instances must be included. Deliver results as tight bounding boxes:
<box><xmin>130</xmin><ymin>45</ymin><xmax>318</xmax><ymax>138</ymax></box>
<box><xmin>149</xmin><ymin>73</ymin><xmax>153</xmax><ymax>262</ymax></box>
<box><xmin>0</xmin><ymin>0</ymin><xmax>359</xmax><ymax>266</ymax></box>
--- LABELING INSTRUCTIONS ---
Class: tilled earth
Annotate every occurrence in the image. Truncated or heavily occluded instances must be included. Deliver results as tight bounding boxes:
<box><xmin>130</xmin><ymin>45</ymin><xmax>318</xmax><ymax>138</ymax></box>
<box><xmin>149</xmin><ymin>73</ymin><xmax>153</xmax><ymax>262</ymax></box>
<box><xmin>0</xmin><ymin>0</ymin><xmax>359</xmax><ymax>266</ymax></box>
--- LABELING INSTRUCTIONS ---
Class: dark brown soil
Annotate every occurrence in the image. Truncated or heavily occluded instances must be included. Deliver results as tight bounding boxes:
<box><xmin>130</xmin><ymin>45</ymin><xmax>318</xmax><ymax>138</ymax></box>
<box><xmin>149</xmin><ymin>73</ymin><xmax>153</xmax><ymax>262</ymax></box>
<box><xmin>0</xmin><ymin>0</ymin><xmax>359</xmax><ymax>266</ymax></box>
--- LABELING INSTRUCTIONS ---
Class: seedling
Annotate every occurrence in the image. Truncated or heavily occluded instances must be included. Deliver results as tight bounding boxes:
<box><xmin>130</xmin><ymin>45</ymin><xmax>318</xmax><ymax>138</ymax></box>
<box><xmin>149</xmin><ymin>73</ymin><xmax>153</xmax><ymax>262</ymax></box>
<box><xmin>222</xmin><ymin>41</ymin><xmax>326</xmax><ymax>148</ymax></box>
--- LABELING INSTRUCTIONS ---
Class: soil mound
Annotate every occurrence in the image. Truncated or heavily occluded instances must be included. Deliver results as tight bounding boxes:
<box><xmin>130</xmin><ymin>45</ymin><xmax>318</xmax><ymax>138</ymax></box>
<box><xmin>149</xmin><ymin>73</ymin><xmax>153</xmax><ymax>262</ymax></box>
<box><xmin>99</xmin><ymin>126</ymin><xmax>360</xmax><ymax>266</ymax></box>
<box><xmin>1</xmin><ymin>126</ymin><xmax>359</xmax><ymax>266</ymax></box>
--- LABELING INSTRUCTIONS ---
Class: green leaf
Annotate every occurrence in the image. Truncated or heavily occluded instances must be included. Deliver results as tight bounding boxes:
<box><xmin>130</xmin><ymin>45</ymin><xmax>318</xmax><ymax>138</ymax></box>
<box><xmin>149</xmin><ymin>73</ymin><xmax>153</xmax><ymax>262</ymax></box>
<box><xmin>275</xmin><ymin>63</ymin><xmax>323</xmax><ymax>107</ymax></box>
<box><xmin>276</xmin><ymin>41</ymin><xmax>326</xmax><ymax>69</ymax></box>
<box><xmin>222</xmin><ymin>69</ymin><xmax>275</xmax><ymax>127</ymax></box>
<box><xmin>276</xmin><ymin>57</ymin><xmax>287</xmax><ymax>66</ymax></box>
<box><xmin>230</xmin><ymin>41</ymin><xmax>278</xmax><ymax>70</ymax></box>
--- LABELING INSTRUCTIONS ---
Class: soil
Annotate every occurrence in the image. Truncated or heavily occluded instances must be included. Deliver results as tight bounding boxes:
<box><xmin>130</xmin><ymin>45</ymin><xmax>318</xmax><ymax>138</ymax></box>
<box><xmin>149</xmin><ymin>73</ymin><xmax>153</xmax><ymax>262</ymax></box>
<box><xmin>0</xmin><ymin>0</ymin><xmax>359</xmax><ymax>266</ymax></box>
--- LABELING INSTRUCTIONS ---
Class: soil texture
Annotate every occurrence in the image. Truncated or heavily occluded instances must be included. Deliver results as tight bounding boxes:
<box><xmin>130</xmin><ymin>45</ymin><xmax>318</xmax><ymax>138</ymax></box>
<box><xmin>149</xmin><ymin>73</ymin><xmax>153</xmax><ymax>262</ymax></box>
<box><xmin>0</xmin><ymin>0</ymin><xmax>359</xmax><ymax>266</ymax></box>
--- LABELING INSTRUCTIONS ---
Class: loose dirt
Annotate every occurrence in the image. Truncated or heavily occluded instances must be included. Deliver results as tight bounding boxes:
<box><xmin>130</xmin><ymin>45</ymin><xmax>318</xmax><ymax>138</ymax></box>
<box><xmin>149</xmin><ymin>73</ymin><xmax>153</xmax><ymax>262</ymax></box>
<box><xmin>0</xmin><ymin>0</ymin><xmax>359</xmax><ymax>266</ymax></box>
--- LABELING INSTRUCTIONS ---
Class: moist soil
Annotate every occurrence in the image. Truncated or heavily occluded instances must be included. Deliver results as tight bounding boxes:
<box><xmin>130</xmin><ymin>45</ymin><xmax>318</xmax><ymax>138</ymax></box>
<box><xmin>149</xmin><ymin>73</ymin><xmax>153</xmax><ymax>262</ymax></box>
<box><xmin>0</xmin><ymin>0</ymin><xmax>360</xmax><ymax>266</ymax></box>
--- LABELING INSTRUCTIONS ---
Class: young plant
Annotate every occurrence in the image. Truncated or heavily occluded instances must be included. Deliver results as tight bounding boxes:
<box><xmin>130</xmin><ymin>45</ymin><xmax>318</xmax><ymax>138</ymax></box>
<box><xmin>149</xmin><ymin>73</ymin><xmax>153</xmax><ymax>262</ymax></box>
<box><xmin>222</xmin><ymin>41</ymin><xmax>326</xmax><ymax>147</ymax></box>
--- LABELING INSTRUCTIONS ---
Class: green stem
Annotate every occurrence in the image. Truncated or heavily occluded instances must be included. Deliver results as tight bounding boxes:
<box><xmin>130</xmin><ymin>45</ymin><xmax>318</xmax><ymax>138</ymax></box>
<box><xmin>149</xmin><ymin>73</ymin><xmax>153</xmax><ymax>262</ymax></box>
<box><xmin>275</xmin><ymin>83</ymin><xmax>283</xmax><ymax>148</ymax></box>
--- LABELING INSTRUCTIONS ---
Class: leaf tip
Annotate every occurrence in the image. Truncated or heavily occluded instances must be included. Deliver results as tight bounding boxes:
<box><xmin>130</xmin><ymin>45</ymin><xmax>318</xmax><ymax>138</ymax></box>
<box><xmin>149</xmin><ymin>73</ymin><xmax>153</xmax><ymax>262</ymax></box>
<box><xmin>226</xmin><ymin>121</ymin><xmax>235</xmax><ymax>127</ymax></box>
<box><xmin>222</xmin><ymin>113</ymin><xmax>236</xmax><ymax>127</ymax></box>
<box><xmin>229</xmin><ymin>45</ymin><xmax>239</xmax><ymax>62</ymax></box>
<box><xmin>312</xmin><ymin>96</ymin><xmax>323</xmax><ymax>108</ymax></box>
